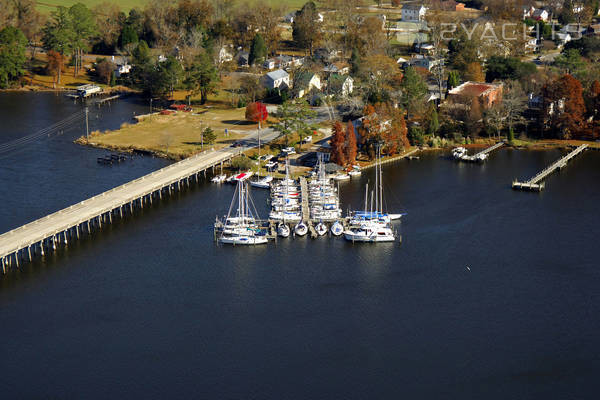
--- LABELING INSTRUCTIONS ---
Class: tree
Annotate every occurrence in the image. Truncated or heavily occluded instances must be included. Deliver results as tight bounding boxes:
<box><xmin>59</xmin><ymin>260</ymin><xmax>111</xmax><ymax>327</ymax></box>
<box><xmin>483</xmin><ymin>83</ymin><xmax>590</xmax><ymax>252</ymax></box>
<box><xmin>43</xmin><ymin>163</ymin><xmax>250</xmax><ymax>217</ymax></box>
<box><xmin>292</xmin><ymin>1</ymin><xmax>322</xmax><ymax>55</ymax></box>
<box><xmin>356</xmin><ymin>54</ymin><xmax>402</xmax><ymax>103</ymax></box>
<box><xmin>239</xmin><ymin>74</ymin><xmax>263</xmax><ymax>103</ymax></box>
<box><xmin>46</xmin><ymin>50</ymin><xmax>65</xmax><ymax>86</ymax></box>
<box><xmin>542</xmin><ymin>74</ymin><xmax>587</xmax><ymax>138</ymax></box>
<box><xmin>483</xmin><ymin>104</ymin><xmax>504</xmax><ymax>139</ymax></box>
<box><xmin>249</xmin><ymin>33</ymin><xmax>267</xmax><ymax>66</ymax></box>
<box><xmin>68</xmin><ymin>3</ymin><xmax>96</xmax><ymax>76</ymax></box>
<box><xmin>330</xmin><ymin>121</ymin><xmax>347</xmax><ymax>165</ymax></box>
<box><xmin>184</xmin><ymin>52</ymin><xmax>218</xmax><ymax>104</ymax></box>
<box><xmin>447</xmin><ymin>70</ymin><xmax>460</xmax><ymax>90</ymax></box>
<box><xmin>42</xmin><ymin>7</ymin><xmax>75</xmax><ymax>57</ymax></box>
<box><xmin>400</xmin><ymin>66</ymin><xmax>428</xmax><ymax>120</ymax></box>
<box><xmin>485</xmin><ymin>56</ymin><xmax>537</xmax><ymax>82</ymax></box>
<box><xmin>271</xmin><ymin>100</ymin><xmax>317</xmax><ymax>146</ymax></box>
<box><xmin>555</xmin><ymin>48</ymin><xmax>585</xmax><ymax>74</ymax></box>
<box><xmin>463</xmin><ymin>62</ymin><xmax>485</xmax><ymax>82</ymax></box>
<box><xmin>345</xmin><ymin>121</ymin><xmax>357</xmax><ymax>164</ymax></box>
<box><xmin>502</xmin><ymin>81</ymin><xmax>527</xmax><ymax>140</ymax></box>
<box><xmin>202</xmin><ymin>126</ymin><xmax>217</xmax><ymax>145</ymax></box>
<box><xmin>119</xmin><ymin>24</ymin><xmax>138</xmax><ymax>52</ymax></box>
<box><xmin>448</xmin><ymin>30</ymin><xmax>479</xmax><ymax>71</ymax></box>
<box><xmin>245</xmin><ymin>102</ymin><xmax>268</xmax><ymax>127</ymax></box>
<box><xmin>427</xmin><ymin>106</ymin><xmax>439</xmax><ymax>136</ymax></box>
<box><xmin>96</xmin><ymin>58</ymin><xmax>116</xmax><ymax>84</ymax></box>
<box><xmin>0</xmin><ymin>26</ymin><xmax>27</xmax><ymax>88</ymax></box>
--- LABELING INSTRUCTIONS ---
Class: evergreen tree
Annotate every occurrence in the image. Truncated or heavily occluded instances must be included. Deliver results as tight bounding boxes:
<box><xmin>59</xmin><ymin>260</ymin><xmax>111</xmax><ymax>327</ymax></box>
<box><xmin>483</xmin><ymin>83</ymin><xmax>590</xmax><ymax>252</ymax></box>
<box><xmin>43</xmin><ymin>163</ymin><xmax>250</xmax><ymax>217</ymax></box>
<box><xmin>427</xmin><ymin>107</ymin><xmax>439</xmax><ymax>136</ymax></box>
<box><xmin>400</xmin><ymin>66</ymin><xmax>428</xmax><ymax>120</ymax></box>
<box><xmin>447</xmin><ymin>70</ymin><xmax>460</xmax><ymax>90</ymax></box>
<box><xmin>184</xmin><ymin>52</ymin><xmax>218</xmax><ymax>104</ymax></box>
<box><xmin>0</xmin><ymin>27</ymin><xmax>27</xmax><ymax>88</ymax></box>
<box><xmin>249</xmin><ymin>34</ymin><xmax>267</xmax><ymax>66</ymax></box>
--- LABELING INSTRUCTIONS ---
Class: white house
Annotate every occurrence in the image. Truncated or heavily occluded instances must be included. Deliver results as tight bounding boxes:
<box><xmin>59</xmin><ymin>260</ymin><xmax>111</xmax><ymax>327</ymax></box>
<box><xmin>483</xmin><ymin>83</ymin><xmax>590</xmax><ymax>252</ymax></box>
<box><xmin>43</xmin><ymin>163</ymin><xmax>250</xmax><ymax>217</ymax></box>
<box><xmin>218</xmin><ymin>46</ymin><xmax>233</xmax><ymax>64</ymax></box>
<box><xmin>263</xmin><ymin>59</ymin><xmax>276</xmax><ymax>70</ymax></box>
<box><xmin>408</xmin><ymin>55</ymin><xmax>441</xmax><ymax>71</ymax></box>
<box><xmin>294</xmin><ymin>72</ymin><xmax>321</xmax><ymax>98</ymax></box>
<box><xmin>264</xmin><ymin>69</ymin><xmax>290</xmax><ymax>89</ymax></box>
<box><xmin>532</xmin><ymin>9</ymin><xmax>549</xmax><ymax>22</ymax></box>
<box><xmin>328</xmin><ymin>74</ymin><xmax>354</xmax><ymax>97</ymax></box>
<box><xmin>555</xmin><ymin>32</ymin><xmax>571</xmax><ymax>46</ymax></box>
<box><xmin>402</xmin><ymin>5</ymin><xmax>427</xmax><ymax>22</ymax></box>
<box><xmin>522</xmin><ymin>5</ymin><xmax>535</xmax><ymax>19</ymax></box>
<box><xmin>114</xmin><ymin>63</ymin><xmax>131</xmax><ymax>77</ymax></box>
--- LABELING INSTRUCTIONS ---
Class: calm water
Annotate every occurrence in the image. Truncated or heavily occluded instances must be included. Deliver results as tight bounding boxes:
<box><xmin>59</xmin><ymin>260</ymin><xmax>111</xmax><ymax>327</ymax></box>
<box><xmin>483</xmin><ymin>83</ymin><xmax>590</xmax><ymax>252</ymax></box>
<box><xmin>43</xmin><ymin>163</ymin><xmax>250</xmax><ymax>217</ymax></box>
<box><xmin>1</xmin><ymin>93</ymin><xmax>600</xmax><ymax>399</ymax></box>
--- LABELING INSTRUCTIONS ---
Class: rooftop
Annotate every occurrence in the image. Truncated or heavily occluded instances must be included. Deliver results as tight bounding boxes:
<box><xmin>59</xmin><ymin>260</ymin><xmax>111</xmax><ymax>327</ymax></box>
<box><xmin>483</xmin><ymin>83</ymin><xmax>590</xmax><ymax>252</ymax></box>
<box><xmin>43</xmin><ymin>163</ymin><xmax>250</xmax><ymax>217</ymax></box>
<box><xmin>448</xmin><ymin>81</ymin><xmax>501</xmax><ymax>97</ymax></box>
<box><xmin>266</xmin><ymin>69</ymin><xmax>289</xmax><ymax>81</ymax></box>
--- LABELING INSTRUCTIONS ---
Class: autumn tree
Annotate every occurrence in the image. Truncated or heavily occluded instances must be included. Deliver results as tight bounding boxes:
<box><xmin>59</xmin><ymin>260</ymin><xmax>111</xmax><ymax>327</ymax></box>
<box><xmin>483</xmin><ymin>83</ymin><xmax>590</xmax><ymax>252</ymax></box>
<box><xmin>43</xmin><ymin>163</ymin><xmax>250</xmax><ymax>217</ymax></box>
<box><xmin>96</xmin><ymin>58</ymin><xmax>116</xmax><ymax>84</ymax></box>
<box><xmin>239</xmin><ymin>74</ymin><xmax>263</xmax><ymax>103</ymax></box>
<box><xmin>464</xmin><ymin>62</ymin><xmax>485</xmax><ymax>82</ymax></box>
<box><xmin>542</xmin><ymin>74</ymin><xmax>587</xmax><ymax>138</ymax></box>
<box><xmin>46</xmin><ymin>50</ymin><xmax>65</xmax><ymax>86</ymax></box>
<box><xmin>345</xmin><ymin>121</ymin><xmax>357</xmax><ymax>164</ymax></box>
<box><xmin>330</xmin><ymin>121</ymin><xmax>347</xmax><ymax>166</ymax></box>
<box><xmin>184</xmin><ymin>51</ymin><xmax>218</xmax><ymax>104</ymax></box>
<box><xmin>245</xmin><ymin>102</ymin><xmax>268</xmax><ymax>128</ymax></box>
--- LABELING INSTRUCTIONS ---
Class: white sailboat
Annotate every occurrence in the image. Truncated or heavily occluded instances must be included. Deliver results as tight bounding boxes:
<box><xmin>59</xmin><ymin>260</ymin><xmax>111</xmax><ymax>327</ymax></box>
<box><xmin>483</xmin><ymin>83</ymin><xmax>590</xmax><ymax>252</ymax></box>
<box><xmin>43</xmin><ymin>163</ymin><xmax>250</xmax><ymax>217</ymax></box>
<box><xmin>215</xmin><ymin>181</ymin><xmax>269</xmax><ymax>245</ymax></box>
<box><xmin>249</xmin><ymin>124</ymin><xmax>273</xmax><ymax>189</ymax></box>
<box><xmin>344</xmin><ymin>147</ymin><xmax>397</xmax><ymax>243</ymax></box>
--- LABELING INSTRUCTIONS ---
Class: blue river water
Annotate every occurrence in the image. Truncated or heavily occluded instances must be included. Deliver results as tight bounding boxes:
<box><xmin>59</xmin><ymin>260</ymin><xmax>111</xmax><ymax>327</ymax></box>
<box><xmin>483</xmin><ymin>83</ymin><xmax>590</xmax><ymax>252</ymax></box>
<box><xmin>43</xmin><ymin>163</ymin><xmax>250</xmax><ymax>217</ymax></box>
<box><xmin>0</xmin><ymin>93</ymin><xmax>599</xmax><ymax>399</ymax></box>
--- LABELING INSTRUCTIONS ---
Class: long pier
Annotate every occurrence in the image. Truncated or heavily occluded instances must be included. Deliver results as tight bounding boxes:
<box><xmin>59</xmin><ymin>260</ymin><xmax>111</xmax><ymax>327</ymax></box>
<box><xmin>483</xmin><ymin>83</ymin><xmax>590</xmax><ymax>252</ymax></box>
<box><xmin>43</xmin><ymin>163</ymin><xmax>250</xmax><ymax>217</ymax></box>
<box><xmin>461</xmin><ymin>142</ymin><xmax>505</xmax><ymax>162</ymax></box>
<box><xmin>512</xmin><ymin>144</ymin><xmax>588</xmax><ymax>191</ymax></box>
<box><xmin>0</xmin><ymin>148</ymin><xmax>241</xmax><ymax>274</ymax></box>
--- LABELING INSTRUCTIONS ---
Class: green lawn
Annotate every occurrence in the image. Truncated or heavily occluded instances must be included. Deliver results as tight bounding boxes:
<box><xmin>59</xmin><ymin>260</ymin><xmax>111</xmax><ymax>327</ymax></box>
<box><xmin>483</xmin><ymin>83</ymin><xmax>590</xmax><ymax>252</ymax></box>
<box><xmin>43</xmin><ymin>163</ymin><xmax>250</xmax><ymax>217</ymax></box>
<box><xmin>37</xmin><ymin>0</ymin><xmax>307</xmax><ymax>13</ymax></box>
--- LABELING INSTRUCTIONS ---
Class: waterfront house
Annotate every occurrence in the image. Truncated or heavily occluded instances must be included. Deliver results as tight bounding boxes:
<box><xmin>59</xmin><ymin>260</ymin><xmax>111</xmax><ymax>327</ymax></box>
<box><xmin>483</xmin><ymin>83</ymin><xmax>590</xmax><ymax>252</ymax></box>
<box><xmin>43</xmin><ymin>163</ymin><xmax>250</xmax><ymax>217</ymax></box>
<box><xmin>447</xmin><ymin>81</ymin><xmax>503</xmax><ymax>109</ymax></box>
<box><xmin>264</xmin><ymin>69</ymin><xmax>290</xmax><ymax>89</ymax></box>
<box><xmin>532</xmin><ymin>9</ymin><xmax>549</xmax><ymax>22</ymax></box>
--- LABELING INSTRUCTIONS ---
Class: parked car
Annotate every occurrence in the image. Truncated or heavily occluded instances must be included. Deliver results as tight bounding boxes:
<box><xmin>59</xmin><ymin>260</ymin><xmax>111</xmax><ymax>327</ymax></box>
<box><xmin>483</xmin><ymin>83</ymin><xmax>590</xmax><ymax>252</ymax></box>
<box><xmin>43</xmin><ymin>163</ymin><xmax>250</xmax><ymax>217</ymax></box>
<box><xmin>302</xmin><ymin>136</ymin><xmax>312</xmax><ymax>143</ymax></box>
<box><xmin>282</xmin><ymin>146</ymin><xmax>296</xmax><ymax>154</ymax></box>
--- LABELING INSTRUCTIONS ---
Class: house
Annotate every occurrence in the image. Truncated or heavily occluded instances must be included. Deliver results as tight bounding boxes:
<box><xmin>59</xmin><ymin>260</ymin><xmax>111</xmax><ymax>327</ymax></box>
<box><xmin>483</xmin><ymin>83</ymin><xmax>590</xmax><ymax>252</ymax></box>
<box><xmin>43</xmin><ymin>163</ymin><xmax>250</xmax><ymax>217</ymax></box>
<box><xmin>408</xmin><ymin>55</ymin><xmax>441</xmax><ymax>71</ymax></box>
<box><xmin>561</xmin><ymin>24</ymin><xmax>586</xmax><ymax>40</ymax></box>
<box><xmin>447</xmin><ymin>81</ymin><xmax>503</xmax><ymax>109</ymax></box>
<box><xmin>327</xmin><ymin>74</ymin><xmax>354</xmax><ymax>97</ymax></box>
<box><xmin>218</xmin><ymin>46</ymin><xmax>233</xmax><ymax>64</ymax></box>
<box><xmin>402</xmin><ymin>5</ymin><xmax>427</xmax><ymax>22</ymax></box>
<box><xmin>522</xmin><ymin>5</ymin><xmax>535</xmax><ymax>19</ymax></box>
<box><xmin>314</xmin><ymin>48</ymin><xmax>340</xmax><ymax>62</ymax></box>
<box><xmin>273</xmin><ymin>55</ymin><xmax>304</xmax><ymax>70</ymax></box>
<box><xmin>264</xmin><ymin>69</ymin><xmax>290</xmax><ymax>89</ymax></box>
<box><xmin>396</xmin><ymin>56</ymin><xmax>409</xmax><ymax>65</ymax></box>
<box><xmin>114</xmin><ymin>62</ymin><xmax>131</xmax><ymax>77</ymax></box>
<box><xmin>525</xmin><ymin>38</ymin><xmax>539</xmax><ymax>52</ymax></box>
<box><xmin>414</xmin><ymin>42</ymin><xmax>435</xmax><ymax>53</ymax></box>
<box><xmin>323</xmin><ymin>62</ymin><xmax>350</xmax><ymax>76</ymax></box>
<box><xmin>532</xmin><ymin>9</ymin><xmax>549</xmax><ymax>22</ymax></box>
<box><xmin>284</xmin><ymin>11</ymin><xmax>296</xmax><ymax>23</ymax></box>
<box><xmin>236</xmin><ymin>51</ymin><xmax>249</xmax><ymax>67</ymax></box>
<box><xmin>528</xmin><ymin>93</ymin><xmax>543</xmax><ymax>109</ymax></box>
<box><xmin>294</xmin><ymin>71</ymin><xmax>321</xmax><ymax>98</ymax></box>
<box><xmin>263</xmin><ymin>59</ymin><xmax>276</xmax><ymax>70</ymax></box>
<box><xmin>555</xmin><ymin>32</ymin><xmax>572</xmax><ymax>46</ymax></box>
<box><xmin>433</xmin><ymin>0</ymin><xmax>465</xmax><ymax>11</ymax></box>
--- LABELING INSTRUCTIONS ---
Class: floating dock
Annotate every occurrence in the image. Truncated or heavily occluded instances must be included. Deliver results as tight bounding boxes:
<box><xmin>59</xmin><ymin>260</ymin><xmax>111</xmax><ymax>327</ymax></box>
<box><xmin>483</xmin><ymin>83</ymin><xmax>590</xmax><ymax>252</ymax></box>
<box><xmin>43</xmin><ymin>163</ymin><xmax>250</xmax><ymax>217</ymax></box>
<box><xmin>512</xmin><ymin>144</ymin><xmax>588</xmax><ymax>191</ymax></box>
<box><xmin>0</xmin><ymin>148</ymin><xmax>242</xmax><ymax>274</ymax></box>
<box><xmin>461</xmin><ymin>142</ymin><xmax>505</xmax><ymax>162</ymax></box>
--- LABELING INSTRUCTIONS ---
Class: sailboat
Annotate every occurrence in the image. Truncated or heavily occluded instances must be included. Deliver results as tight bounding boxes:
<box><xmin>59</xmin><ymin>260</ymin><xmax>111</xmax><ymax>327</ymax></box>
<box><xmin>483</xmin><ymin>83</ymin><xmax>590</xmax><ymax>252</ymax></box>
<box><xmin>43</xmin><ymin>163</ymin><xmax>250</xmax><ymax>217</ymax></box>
<box><xmin>215</xmin><ymin>180</ymin><xmax>269</xmax><ymax>245</ymax></box>
<box><xmin>250</xmin><ymin>123</ymin><xmax>274</xmax><ymax>189</ymax></box>
<box><xmin>344</xmin><ymin>146</ymin><xmax>396</xmax><ymax>243</ymax></box>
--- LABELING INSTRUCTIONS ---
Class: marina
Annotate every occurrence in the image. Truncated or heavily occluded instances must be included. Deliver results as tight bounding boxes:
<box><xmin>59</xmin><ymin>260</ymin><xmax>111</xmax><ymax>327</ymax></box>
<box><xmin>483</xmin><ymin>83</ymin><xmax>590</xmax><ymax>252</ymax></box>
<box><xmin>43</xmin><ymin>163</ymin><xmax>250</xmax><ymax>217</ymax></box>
<box><xmin>512</xmin><ymin>144</ymin><xmax>588</xmax><ymax>191</ymax></box>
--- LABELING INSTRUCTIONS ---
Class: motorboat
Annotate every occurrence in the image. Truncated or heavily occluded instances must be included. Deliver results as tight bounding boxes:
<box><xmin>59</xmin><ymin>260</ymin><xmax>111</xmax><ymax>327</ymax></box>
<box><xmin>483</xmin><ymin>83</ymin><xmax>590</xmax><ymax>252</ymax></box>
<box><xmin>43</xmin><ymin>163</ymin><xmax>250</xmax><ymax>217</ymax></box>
<box><xmin>452</xmin><ymin>147</ymin><xmax>468</xmax><ymax>160</ymax></box>
<box><xmin>333</xmin><ymin>173</ymin><xmax>350</xmax><ymax>181</ymax></box>
<box><xmin>250</xmin><ymin>175</ymin><xmax>273</xmax><ymax>189</ymax></box>
<box><xmin>269</xmin><ymin>210</ymin><xmax>302</xmax><ymax>222</ymax></box>
<box><xmin>348</xmin><ymin>165</ymin><xmax>361</xmax><ymax>177</ymax></box>
<box><xmin>278</xmin><ymin>223</ymin><xmax>290</xmax><ymax>238</ymax></box>
<box><xmin>330</xmin><ymin>221</ymin><xmax>344</xmax><ymax>236</ymax></box>
<box><xmin>211</xmin><ymin>174</ymin><xmax>227</xmax><ymax>184</ymax></box>
<box><xmin>315</xmin><ymin>222</ymin><xmax>328</xmax><ymax>236</ymax></box>
<box><xmin>233</xmin><ymin>171</ymin><xmax>253</xmax><ymax>182</ymax></box>
<box><xmin>343</xmin><ymin>224</ymin><xmax>395</xmax><ymax>242</ymax></box>
<box><xmin>294</xmin><ymin>221</ymin><xmax>308</xmax><ymax>236</ymax></box>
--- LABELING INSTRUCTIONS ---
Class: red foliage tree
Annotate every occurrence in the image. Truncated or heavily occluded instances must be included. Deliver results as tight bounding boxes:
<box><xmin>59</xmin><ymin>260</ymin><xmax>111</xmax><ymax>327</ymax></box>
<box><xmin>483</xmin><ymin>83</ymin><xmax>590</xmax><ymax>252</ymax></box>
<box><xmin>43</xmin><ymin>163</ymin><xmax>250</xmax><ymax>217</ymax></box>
<box><xmin>542</xmin><ymin>74</ymin><xmax>586</xmax><ymax>139</ymax></box>
<box><xmin>345</xmin><ymin>121</ymin><xmax>357</xmax><ymax>165</ymax></box>
<box><xmin>245</xmin><ymin>102</ymin><xmax>268</xmax><ymax>127</ymax></box>
<box><xmin>330</xmin><ymin>121</ymin><xmax>347</xmax><ymax>166</ymax></box>
<box><xmin>47</xmin><ymin>50</ymin><xmax>65</xmax><ymax>86</ymax></box>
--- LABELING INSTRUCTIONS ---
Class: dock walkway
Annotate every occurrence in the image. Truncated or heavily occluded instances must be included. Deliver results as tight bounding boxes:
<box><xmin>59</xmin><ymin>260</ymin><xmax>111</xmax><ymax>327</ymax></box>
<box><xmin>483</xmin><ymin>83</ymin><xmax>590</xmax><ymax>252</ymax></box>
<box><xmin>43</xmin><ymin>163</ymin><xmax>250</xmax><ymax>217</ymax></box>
<box><xmin>461</xmin><ymin>142</ymin><xmax>505</xmax><ymax>162</ymax></box>
<box><xmin>0</xmin><ymin>147</ymin><xmax>241</xmax><ymax>273</ymax></box>
<box><xmin>512</xmin><ymin>144</ymin><xmax>588</xmax><ymax>191</ymax></box>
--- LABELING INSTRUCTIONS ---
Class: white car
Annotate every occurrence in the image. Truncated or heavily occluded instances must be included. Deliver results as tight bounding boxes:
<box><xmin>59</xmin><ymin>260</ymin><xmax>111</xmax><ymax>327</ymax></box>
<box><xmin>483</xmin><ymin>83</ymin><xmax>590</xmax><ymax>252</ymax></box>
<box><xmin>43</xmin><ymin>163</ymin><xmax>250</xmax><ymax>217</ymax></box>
<box><xmin>302</xmin><ymin>136</ymin><xmax>312</xmax><ymax>143</ymax></box>
<box><xmin>282</xmin><ymin>147</ymin><xmax>296</xmax><ymax>155</ymax></box>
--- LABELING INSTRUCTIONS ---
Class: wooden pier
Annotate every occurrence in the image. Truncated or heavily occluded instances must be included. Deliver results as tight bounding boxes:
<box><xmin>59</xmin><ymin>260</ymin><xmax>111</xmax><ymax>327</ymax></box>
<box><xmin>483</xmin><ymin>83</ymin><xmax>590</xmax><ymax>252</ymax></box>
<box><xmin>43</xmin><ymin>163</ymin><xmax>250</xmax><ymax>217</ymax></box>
<box><xmin>512</xmin><ymin>144</ymin><xmax>588</xmax><ymax>191</ymax></box>
<box><xmin>0</xmin><ymin>147</ymin><xmax>242</xmax><ymax>274</ymax></box>
<box><xmin>299</xmin><ymin>177</ymin><xmax>318</xmax><ymax>238</ymax></box>
<box><xmin>461</xmin><ymin>142</ymin><xmax>505</xmax><ymax>162</ymax></box>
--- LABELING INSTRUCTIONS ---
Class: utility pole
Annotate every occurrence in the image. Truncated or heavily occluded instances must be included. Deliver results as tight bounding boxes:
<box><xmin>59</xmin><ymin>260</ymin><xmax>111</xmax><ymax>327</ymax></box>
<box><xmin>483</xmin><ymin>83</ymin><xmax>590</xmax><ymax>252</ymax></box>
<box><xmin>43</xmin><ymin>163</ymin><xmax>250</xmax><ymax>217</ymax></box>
<box><xmin>150</xmin><ymin>98</ymin><xmax>153</xmax><ymax>113</ymax></box>
<box><xmin>85</xmin><ymin>107</ymin><xmax>89</xmax><ymax>140</ymax></box>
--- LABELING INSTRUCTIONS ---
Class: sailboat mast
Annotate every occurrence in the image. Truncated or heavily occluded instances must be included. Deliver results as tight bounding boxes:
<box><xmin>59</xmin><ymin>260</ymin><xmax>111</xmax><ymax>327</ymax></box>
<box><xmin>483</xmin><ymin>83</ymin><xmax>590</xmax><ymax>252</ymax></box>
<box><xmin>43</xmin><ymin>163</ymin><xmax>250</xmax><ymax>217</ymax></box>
<box><xmin>364</xmin><ymin>183</ymin><xmax>368</xmax><ymax>213</ymax></box>
<box><xmin>379</xmin><ymin>146</ymin><xmax>383</xmax><ymax>215</ymax></box>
